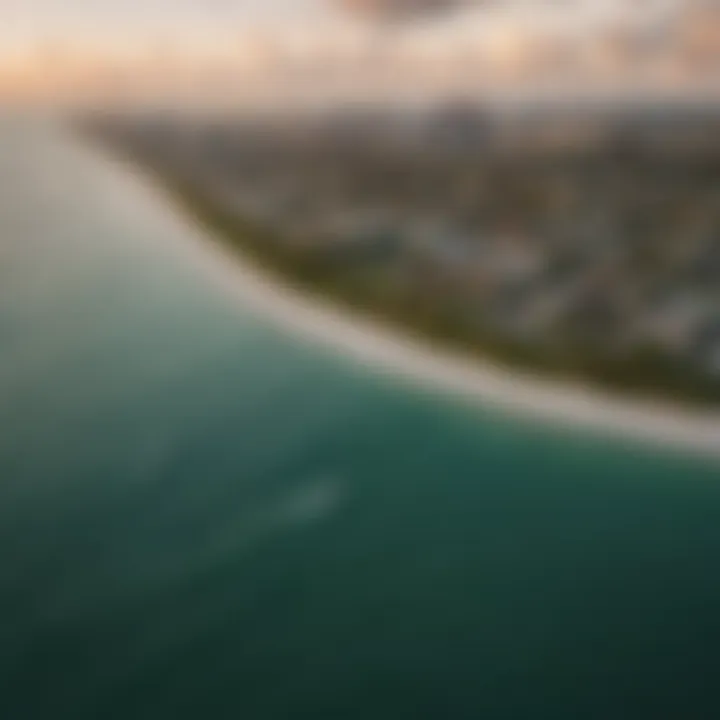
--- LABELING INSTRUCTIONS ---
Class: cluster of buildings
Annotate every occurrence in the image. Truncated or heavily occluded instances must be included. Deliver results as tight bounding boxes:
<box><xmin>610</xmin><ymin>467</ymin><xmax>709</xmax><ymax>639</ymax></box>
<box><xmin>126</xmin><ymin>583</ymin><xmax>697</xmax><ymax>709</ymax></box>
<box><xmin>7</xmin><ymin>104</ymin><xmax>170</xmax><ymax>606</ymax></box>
<box><xmin>87</xmin><ymin>100</ymin><xmax>720</xmax><ymax>395</ymax></box>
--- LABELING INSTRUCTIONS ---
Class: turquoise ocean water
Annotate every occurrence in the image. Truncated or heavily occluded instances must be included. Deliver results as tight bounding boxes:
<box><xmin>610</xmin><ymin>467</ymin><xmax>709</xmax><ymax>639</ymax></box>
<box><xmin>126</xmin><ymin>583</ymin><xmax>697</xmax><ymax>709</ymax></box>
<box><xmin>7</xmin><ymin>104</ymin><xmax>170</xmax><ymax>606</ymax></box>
<box><xmin>1</xmin><ymin>122</ymin><xmax>720</xmax><ymax>719</ymax></box>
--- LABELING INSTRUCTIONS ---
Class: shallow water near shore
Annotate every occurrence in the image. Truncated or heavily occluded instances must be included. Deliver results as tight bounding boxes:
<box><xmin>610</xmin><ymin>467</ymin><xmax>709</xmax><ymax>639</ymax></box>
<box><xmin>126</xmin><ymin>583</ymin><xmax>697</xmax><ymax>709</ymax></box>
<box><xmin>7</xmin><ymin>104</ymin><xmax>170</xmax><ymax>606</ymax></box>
<box><xmin>1</xmin><ymin>121</ymin><xmax>720</xmax><ymax>719</ymax></box>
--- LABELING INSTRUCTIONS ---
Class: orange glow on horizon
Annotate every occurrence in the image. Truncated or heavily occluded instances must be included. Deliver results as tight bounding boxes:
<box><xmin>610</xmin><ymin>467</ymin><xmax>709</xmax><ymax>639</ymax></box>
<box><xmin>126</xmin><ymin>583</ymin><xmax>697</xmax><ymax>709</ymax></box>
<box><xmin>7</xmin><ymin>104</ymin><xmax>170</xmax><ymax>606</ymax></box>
<box><xmin>1</xmin><ymin>9</ymin><xmax>719</xmax><ymax>107</ymax></box>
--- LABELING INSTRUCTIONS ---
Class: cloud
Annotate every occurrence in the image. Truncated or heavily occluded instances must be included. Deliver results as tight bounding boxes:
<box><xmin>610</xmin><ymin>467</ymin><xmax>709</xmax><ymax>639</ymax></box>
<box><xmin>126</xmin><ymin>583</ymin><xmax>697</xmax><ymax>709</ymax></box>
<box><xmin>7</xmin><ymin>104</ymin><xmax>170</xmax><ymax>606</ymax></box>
<box><xmin>333</xmin><ymin>0</ymin><xmax>692</xmax><ymax>24</ymax></box>
<box><xmin>332</xmin><ymin>0</ymin><xmax>472</xmax><ymax>22</ymax></box>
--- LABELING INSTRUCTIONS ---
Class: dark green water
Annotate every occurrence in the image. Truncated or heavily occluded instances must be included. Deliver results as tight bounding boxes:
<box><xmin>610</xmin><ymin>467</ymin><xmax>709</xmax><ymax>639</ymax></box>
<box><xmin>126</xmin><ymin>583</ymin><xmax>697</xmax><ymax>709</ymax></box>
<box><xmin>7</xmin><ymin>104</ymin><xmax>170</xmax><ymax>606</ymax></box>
<box><xmin>1</xmin><ymin>123</ymin><xmax>720</xmax><ymax>719</ymax></box>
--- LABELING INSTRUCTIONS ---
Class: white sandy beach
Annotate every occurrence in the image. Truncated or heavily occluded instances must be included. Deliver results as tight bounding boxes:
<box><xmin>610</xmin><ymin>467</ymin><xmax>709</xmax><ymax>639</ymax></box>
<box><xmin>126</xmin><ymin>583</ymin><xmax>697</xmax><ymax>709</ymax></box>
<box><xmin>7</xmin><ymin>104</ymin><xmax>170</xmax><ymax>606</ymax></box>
<box><xmin>84</xmin><ymin>131</ymin><xmax>720</xmax><ymax>464</ymax></box>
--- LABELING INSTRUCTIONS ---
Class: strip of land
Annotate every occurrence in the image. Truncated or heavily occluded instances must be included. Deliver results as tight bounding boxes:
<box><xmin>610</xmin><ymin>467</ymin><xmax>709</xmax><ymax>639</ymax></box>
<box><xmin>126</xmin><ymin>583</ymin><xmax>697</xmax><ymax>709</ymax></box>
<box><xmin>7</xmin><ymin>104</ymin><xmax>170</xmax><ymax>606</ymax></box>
<box><xmin>90</xmin><ymin>143</ymin><xmax>720</xmax><ymax>463</ymax></box>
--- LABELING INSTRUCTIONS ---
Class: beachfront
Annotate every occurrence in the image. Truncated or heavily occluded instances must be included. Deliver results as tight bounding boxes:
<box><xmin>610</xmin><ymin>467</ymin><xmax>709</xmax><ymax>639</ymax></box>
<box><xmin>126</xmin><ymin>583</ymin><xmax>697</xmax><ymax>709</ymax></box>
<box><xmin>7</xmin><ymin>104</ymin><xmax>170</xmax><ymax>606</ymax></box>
<box><xmin>81</xmin><ymin>128</ymin><xmax>720</xmax><ymax>463</ymax></box>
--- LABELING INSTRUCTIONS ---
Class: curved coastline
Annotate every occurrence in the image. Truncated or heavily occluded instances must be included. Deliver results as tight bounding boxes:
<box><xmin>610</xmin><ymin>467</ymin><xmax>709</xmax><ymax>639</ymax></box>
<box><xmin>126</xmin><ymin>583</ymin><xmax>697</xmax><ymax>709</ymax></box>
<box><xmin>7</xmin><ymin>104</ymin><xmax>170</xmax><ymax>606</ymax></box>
<box><xmin>186</xmin><ymin>239</ymin><xmax>720</xmax><ymax>462</ymax></box>
<box><xmin>80</xmin><ymin>133</ymin><xmax>720</xmax><ymax>463</ymax></box>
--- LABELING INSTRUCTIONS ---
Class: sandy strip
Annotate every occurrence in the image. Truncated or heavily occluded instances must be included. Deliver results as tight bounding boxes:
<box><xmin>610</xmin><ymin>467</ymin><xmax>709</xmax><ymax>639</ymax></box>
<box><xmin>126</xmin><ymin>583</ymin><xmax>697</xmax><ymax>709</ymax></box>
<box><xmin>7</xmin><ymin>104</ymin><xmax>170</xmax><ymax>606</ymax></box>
<box><xmin>191</xmin><ymin>234</ymin><xmax>720</xmax><ymax>460</ymax></box>
<box><xmin>86</xmin><ymin>133</ymin><xmax>720</xmax><ymax>464</ymax></box>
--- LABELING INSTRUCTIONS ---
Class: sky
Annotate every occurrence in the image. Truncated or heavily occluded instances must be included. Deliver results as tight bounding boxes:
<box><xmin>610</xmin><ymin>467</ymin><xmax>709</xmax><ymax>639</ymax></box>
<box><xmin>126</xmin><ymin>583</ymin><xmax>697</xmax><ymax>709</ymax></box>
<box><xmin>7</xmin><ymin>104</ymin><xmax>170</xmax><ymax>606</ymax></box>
<box><xmin>4</xmin><ymin>0</ymin><xmax>315</xmax><ymax>51</ymax></box>
<box><xmin>2</xmin><ymin>0</ymin><xmax>678</xmax><ymax>52</ymax></box>
<box><xmin>1</xmin><ymin>0</ymin><xmax>709</xmax><ymax>106</ymax></box>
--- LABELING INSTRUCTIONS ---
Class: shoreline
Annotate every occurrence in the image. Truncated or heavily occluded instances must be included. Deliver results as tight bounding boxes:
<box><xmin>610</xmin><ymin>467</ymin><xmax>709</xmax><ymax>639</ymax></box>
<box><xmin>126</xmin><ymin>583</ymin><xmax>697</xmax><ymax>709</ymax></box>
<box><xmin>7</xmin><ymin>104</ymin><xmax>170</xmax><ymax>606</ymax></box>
<box><xmin>190</xmin><ymin>230</ymin><xmax>720</xmax><ymax>463</ymax></box>
<box><xmin>87</xmin><ymin>138</ymin><xmax>720</xmax><ymax>463</ymax></box>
